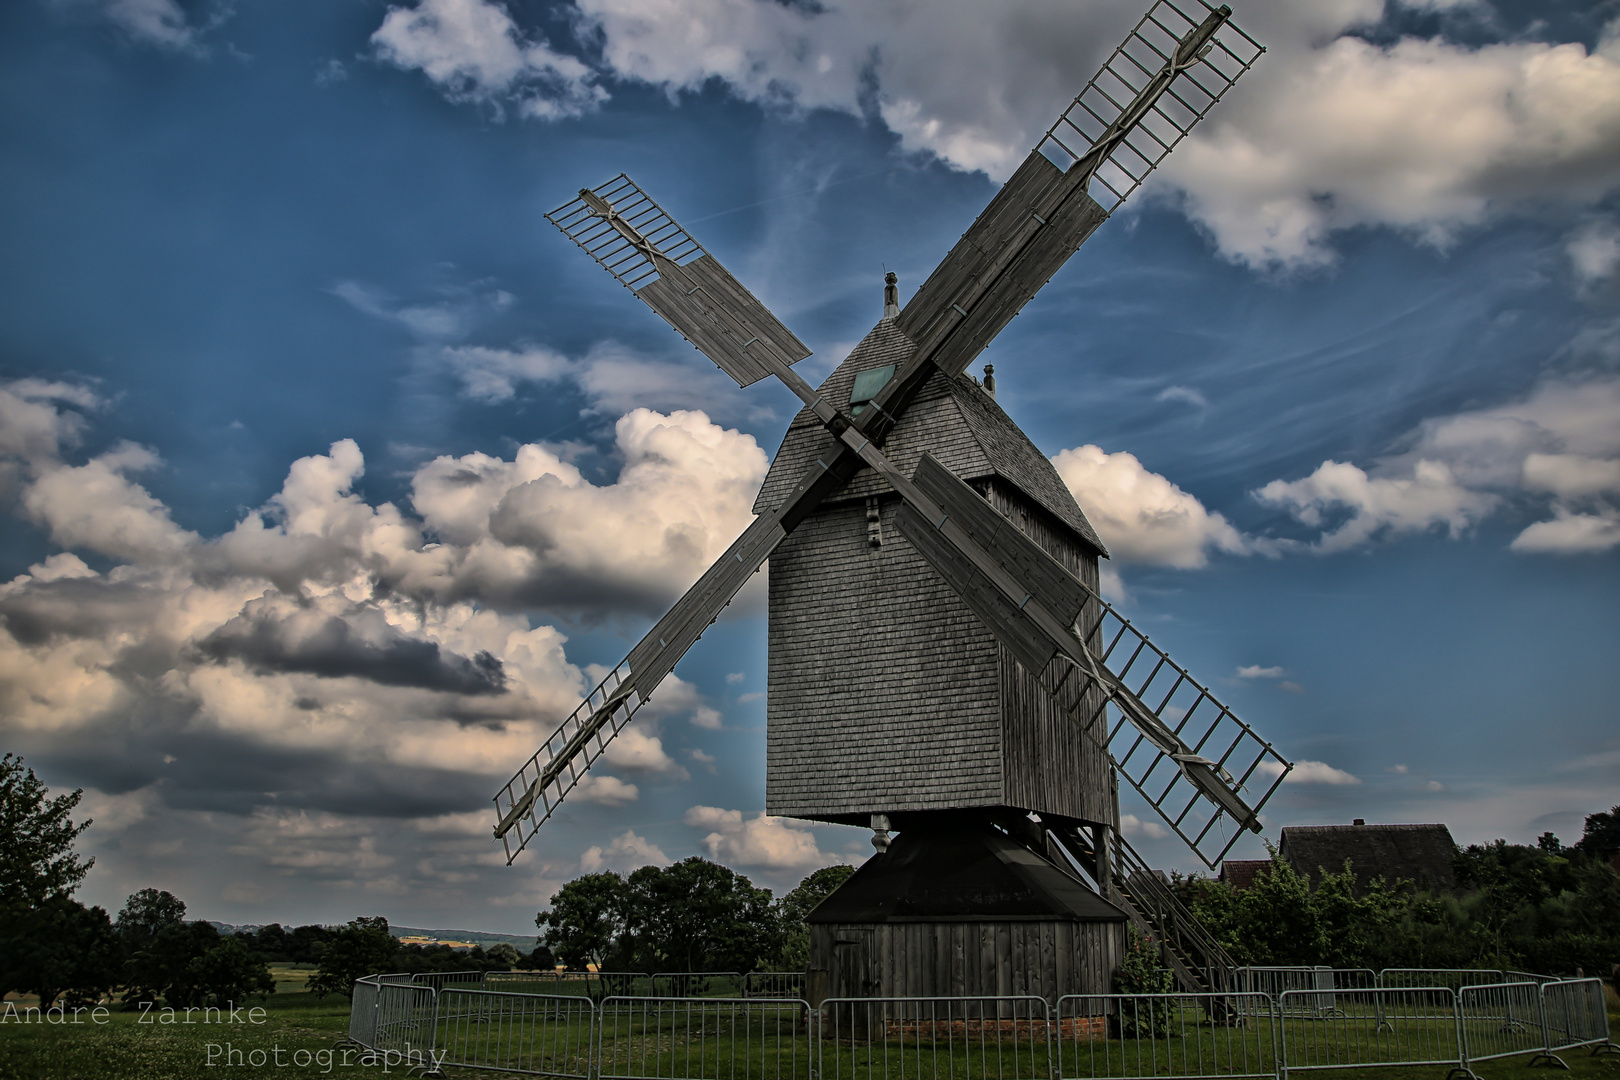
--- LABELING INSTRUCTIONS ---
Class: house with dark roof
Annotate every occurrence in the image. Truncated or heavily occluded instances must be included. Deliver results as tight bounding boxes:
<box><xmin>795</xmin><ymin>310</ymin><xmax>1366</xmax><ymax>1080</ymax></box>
<box><xmin>1218</xmin><ymin>859</ymin><xmax>1270</xmax><ymax>891</ymax></box>
<box><xmin>1277</xmin><ymin>820</ymin><xmax>1458</xmax><ymax>896</ymax></box>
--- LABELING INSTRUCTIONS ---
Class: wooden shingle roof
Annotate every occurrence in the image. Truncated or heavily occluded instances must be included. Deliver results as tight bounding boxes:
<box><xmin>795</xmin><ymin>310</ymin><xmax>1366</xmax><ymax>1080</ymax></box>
<box><xmin>755</xmin><ymin>316</ymin><xmax>1107</xmax><ymax>555</ymax></box>
<box><xmin>1279</xmin><ymin>823</ymin><xmax>1458</xmax><ymax>895</ymax></box>
<box><xmin>1218</xmin><ymin>859</ymin><xmax>1270</xmax><ymax>891</ymax></box>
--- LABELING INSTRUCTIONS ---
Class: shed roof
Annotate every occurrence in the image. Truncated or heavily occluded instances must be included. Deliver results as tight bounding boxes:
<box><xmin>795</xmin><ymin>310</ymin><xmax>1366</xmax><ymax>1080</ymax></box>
<box><xmin>1279</xmin><ymin>823</ymin><xmax>1458</xmax><ymax>894</ymax></box>
<box><xmin>755</xmin><ymin>316</ymin><xmax>1107</xmax><ymax>556</ymax></box>
<box><xmin>807</xmin><ymin>822</ymin><xmax>1128</xmax><ymax>924</ymax></box>
<box><xmin>1218</xmin><ymin>859</ymin><xmax>1270</xmax><ymax>891</ymax></box>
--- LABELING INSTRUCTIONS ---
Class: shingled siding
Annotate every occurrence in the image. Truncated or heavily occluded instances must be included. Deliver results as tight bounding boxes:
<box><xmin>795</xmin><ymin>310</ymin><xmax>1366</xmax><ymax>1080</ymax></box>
<box><xmin>765</xmin><ymin>497</ymin><xmax>1004</xmax><ymax>821</ymax></box>
<box><xmin>987</xmin><ymin>480</ymin><xmax>1114</xmax><ymax>825</ymax></box>
<box><xmin>811</xmin><ymin>920</ymin><xmax>1122</xmax><ymax>1002</ymax></box>
<box><xmin>765</xmin><ymin>482</ymin><xmax>1114</xmax><ymax>824</ymax></box>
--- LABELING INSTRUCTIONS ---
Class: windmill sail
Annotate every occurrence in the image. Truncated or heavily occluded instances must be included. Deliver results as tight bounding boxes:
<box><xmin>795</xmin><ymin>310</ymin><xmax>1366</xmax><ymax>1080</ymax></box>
<box><xmin>547</xmin><ymin>176</ymin><xmax>811</xmax><ymax>388</ymax></box>
<box><xmin>893</xmin><ymin>453</ymin><xmax>1289</xmax><ymax>868</ymax></box>
<box><xmin>866</xmin><ymin>1</ymin><xmax>1262</xmax><ymax>436</ymax></box>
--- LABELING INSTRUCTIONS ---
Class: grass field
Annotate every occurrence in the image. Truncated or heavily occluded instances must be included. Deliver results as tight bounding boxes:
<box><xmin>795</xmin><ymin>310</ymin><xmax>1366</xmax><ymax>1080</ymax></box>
<box><xmin>0</xmin><ymin>986</ymin><xmax>1615</xmax><ymax>1080</ymax></box>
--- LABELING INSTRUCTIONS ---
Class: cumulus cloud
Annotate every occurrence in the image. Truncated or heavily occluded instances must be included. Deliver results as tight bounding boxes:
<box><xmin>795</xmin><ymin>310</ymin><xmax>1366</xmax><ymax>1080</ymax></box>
<box><xmin>1051</xmin><ymin>444</ymin><xmax>1255</xmax><ymax>567</ymax></box>
<box><xmin>580</xmin><ymin>829</ymin><xmax>670</xmax><ymax>873</ymax></box>
<box><xmin>1257</xmin><ymin>373</ymin><xmax>1620</xmax><ymax>554</ymax></box>
<box><xmin>1237</xmin><ymin>665</ymin><xmax>1285</xmax><ymax>679</ymax></box>
<box><xmin>1568</xmin><ymin>221</ymin><xmax>1620</xmax><ymax>285</ymax></box>
<box><xmin>372</xmin><ymin>0</ymin><xmax>606</xmax><ymax>119</ymax></box>
<box><xmin>683</xmin><ymin>806</ymin><xmax>832</xmax><ymax>870</ymax></box>
<box><xmin>1260</xmin><ymin>759</ymin><xmax>1361</xmax><ymax>785</ymax></box>
<box><xmin>1119</xmin><ymin>813</ymin><xmax>1168</xmax><ymax>840</ymax></box>
<box><xmin>0</xmin><ymin>382</ymin><xmax>768</xmax><ymax>901</ymax></box>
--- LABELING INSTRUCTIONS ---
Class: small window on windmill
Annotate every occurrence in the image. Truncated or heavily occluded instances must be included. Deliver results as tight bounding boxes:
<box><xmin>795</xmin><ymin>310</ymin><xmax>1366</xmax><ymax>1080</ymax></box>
<box><xmin>849</xmin><ymin>365</ymin><xmax>896</xmax><ymax>417</ymax></box>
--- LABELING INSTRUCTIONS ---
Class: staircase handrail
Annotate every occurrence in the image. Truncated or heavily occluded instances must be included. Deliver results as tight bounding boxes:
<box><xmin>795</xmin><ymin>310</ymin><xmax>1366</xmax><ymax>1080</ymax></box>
<box><xmin>1110</xmin><ymin>830</ymin><xmax>1237</xmax><ymax>976</ymax></box>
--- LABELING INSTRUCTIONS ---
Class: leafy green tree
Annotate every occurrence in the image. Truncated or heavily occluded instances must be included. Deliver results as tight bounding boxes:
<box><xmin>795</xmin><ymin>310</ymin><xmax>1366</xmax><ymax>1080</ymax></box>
<box><xmin>183</xmin><ymin>936</ymin><xmax>275</xmax><ymax>1006</ymax></box>
<box><xmin>775</xmin><ymin>864</ymin><xmax>855</xmax><ymax>971</ymax></box>
<box><xmin>486</xmin><ymin>942</ymin><xmax>521</xmax><ymax>967</ymax></box>
<box><xmin>619</xmin><ymin>858</ymin><xmax>780</xmax><ymax>973</ymax></box>
<box><xmin>0</xmin><ymin>895</ymin><xmax>123</xmax><ymax>1006</ymax></box>
<box><xmin>537</xmin><ymin>872</ymin><xmax>629</xmax><ymax>969</ymax></box>
<box><xmin>1575</xmin><ymin>806</ymin><xmax>1620</xmax><ymax>861</ymax></box>
<box><xmin>309</xmin><ymin>916</ymin><xmax>400</xmax><ymax>997</ymax></box>
<box><xmin>0</xmin><ymin>754</ymin><xmax>93</xmax><ymax>910</ymax></box>
<box><xmin>117</xmin><ymin>889</ymin><xmax>196</xmax><ymax>1005</ymax></box>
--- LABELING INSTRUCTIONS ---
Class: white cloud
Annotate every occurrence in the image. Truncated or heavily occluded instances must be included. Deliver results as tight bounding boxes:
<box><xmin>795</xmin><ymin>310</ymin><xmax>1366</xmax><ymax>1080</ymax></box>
<box><xmin>1156</xmin><ymin>386</ymin><xmax>1208</xmax><ymax>409</ymax></box>
<box><xmin>1426</xmin><ymin>779</ymin><xmax>1446</xmax><ymax>792</ymax></box>
<box><xmin>77</xmin><ymin>0</ymin><xmax>211</xmax><ymax>52</ymax></box>
<box><xmin>579</xmin><ymin>829</ymin><xmax>670</xmax><ymax>874</ymax></box>
<box><xmin>1165</xmin><ymin>28</ymin><xmax>1620</xmax><ymax>269</ymax></box>
<box><xmin>1051</xmin><ymin>444</ymin><xmax>1255</xmax><ymax>568</ymax></box>
<box><xmin>1119</xmin><ymin>813</ymin><xmax>1168</xmax><ymax>841</ymax></box>
<box><xmin>1255</xmin><ymin>459</ymin><xmax>1494</xmax><ymax>552</ymax></box>
<box><xmin>1237</xmin><ymin>665</ymin><xmax>1285</xmax><ymax>679</ymax></box>
<box><xmin>440</xmin><ymin>344</ymin><xmax>571</xmax><ymax>402</ymax></box>
<box><xmin>1261</xmin><ymin>759</ymin><xmax>1361</xmax><ymax>785</ymax></box>
<box><xmin>372</xmin><ymin>0</ymin><xmax>606</xmax><ymax>120</ymax></box>
<box><xmin>1568</xmin><ymin>220</ymin><xmax>1620</xmax><ymax>284</ymax></box>
<box><xmin>725</xmin><ymin>672</ymin><xmax>745</xmax><ymax>684</ymax></box>
<box><xmin>1387</xmin><ymin>764</ymin><xmax>1409</xmax><ymax>774</ymax></box>
<box><xmin>572</xmin><ymin>773</ymin><xmax>640</xmax><ymax>806</ymax></box>
<box><xmin>683</xmin><ymin>805</ymin><xmax>832</xmax><ymax>870</ymax></box>
<box><xmin>1257</xmin><ymin>373</ymin><xmax>1620</xmax><ymax>554</ymax></box>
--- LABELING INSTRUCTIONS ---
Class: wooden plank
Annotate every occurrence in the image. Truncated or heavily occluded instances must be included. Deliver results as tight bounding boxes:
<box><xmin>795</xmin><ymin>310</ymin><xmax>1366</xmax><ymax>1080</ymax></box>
<box><xmin>910</xmin><ymin>453</ymin><xmax>1093</xmax><ymax>623</ymax></box>
<box><xmin>634</xmin><ymin>254</ymin><xmax>810</xmax><ymax>388</ymax></box>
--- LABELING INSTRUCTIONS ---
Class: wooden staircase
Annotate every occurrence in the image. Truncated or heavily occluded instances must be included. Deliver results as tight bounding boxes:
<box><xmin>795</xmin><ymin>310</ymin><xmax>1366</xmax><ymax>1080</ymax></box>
<box><xmin>1049</xmin><ymin>823</ymin><xmax>1235</xmax><ymax>995</ymax></box>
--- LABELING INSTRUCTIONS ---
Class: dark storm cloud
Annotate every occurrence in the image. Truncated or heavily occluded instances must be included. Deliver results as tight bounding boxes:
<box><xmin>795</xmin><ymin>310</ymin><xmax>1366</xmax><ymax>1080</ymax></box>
<box><xmin>198</xmin><ymin>606</ymin><xmax>508</xmax><ymax>696</ymax></box>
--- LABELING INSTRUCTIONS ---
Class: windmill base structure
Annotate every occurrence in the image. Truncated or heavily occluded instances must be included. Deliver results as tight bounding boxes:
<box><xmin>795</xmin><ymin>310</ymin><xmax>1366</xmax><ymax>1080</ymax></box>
<box><xmin>494</xmin><ymin>0</ymin><xmax>1290</xmax><ymax>1000</ymax></box>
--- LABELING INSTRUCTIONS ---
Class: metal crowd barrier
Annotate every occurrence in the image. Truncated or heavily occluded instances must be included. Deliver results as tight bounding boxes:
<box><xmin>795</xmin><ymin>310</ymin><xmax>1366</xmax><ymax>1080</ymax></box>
<box><xmin>744</xmin><ymin>972</ymin><xmax>806</xmax><ymax>998</ymax></box>
<box><xmin>413</xmin><ymin>968</ymin><xmax>488</xmax><ymax>991</ymax></box>
<box><xmin>818</xmin><ymin>995</ymin><xmax>1054</xmax><ymax>1080</ymax></box>
<box><xmin>1456</xmin><ymin>982</ymin><xmax>1544</xmax><ymax>1070</ymax></box>
<box><xmin>1540</xmin><ymin>978</ymin><xmax>1619</xmax><ymax>1058</ymax></box>
<box><xmin>650</xmin><ymin>972</ymin><xmax>747</xmax><ymax>998</ymax></box>
<box><xmin>1055</xmin><ymin>992</ymin><xmax>1279</xmax><ymax>1080</ymax></box>
<box><xmin>344</xmin><ymin>969</ymin><xmax>1614</xmax><ymax>1080</ymax></box>
<box><xmin>1379</xmin><ymin>968</ymin><xmax>1504</xmax><ymax>992</ymax></box>
<box><xmin>597</xmin><ymin>996</ymin><xmax>814</xmax><ymax>1080</ymax></box>
<box><xmin>1276</xmin><ymin>987</ymin><xmax>1461</xmax><ymax>1079</ymax></box>
<box><xmin>434</xmin><ymin>988</ymin><xmax>596</xmax><ymax>1077</ymax></box>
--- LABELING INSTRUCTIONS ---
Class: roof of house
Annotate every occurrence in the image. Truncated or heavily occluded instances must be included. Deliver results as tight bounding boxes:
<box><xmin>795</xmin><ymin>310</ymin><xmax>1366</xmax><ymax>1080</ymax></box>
<box><xmin>1279</xmin><ymin>823</ymin><xmax>1458</xmax><ymax>893</ymax></box>
<box><xmin>1218</xmin><ymin>859</ymin><xmax>1271</xmax><ymax>891</ymax></box>
<box><xmin>754</xmin><ymin>316</ymin><xmax>1107</xmax><ymax>556</ymax></box>
<box><xmin>807</xmin><ymin>822</ymin><xmax>1128</xmax><ymax>924</ymax></box>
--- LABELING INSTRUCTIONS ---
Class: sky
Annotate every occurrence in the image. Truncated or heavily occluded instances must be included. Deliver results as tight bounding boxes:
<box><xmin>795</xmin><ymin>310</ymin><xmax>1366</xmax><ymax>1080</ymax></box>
<box><xmin>1</xmin><ymin>0</ymin><xmax>1617</xmax><ymax>936</ymax></box>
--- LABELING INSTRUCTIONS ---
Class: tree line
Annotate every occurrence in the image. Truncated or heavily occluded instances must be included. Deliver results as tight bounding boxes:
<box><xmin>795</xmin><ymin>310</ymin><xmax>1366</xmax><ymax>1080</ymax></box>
<box><xmin>1173</xmin><ymin>806</ymin><xmax>1620</xmax><ymax>976</ymax></box>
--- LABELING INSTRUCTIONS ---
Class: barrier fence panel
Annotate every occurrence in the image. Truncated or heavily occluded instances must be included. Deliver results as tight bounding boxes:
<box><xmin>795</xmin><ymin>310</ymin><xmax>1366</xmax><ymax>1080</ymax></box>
<box><xmin>745</xmin><ymin>973</ymin><xmax>805</xmax><ymax>999</ymax></box>
<box><xmin>1277</xmin><ymin>987</ymin><xmax>1461</xmax><ymax>1079</ymax></box>
<box><xmin>1233</xmin><ymin>969</ymin><xmax>1378</xmax><ymax>1020</ymax></box>
<box><xmin>1055</xmin><ymin>992</ymin><xmax>1279</xmax><ymax>1080</ymax></box>
<box><xmin>598</xmin><ymin>997</ymin><xmax>814</xmax><ymax>1080</ymax></box>
<box><xmin>346</xmin><ymin>977</ymin><xmax>381</xmax><ymax>1048</ymax></box>
<box><xmin>651</xmin><ymin>973</ymin><xmax>747</xmax><ymax>999</ymax></box>
<box><xmin>488</xmin><ymin>970</ymin><xmax>570</xmax><ymax>994</ymax></box>
<box><xmin>372</xmin><ymin>981</ymin><xmax>439</xmax><ymax>1068</ymax></box>
<box><xmin>1380</xmin><ymin>969</ymin><xmax>1504</xmax><ymax>992</ymax></box>
<box><xmin>818</xmin><ymin>996</ymin><xmax>1054</xmax><ymax>1080</ymax></box>
<box><xmin>1541</xmin><ymin>979</ymin><xmax>1619</xmax><ymax>1056</ymax></box>
<box><xmin>434</xmin><ymin>989</ymin><xmax>596</xmax><ymax>1078</ymax></box>
<box><xmin>413</xmin><ymin>969</ymin><xmax>488</xmax><ymax>991</ymax></box>
<box><xmin>1457</xmin><ymin>982</ymin><xmax>1545</xmax><ymax>1068</ymax></box>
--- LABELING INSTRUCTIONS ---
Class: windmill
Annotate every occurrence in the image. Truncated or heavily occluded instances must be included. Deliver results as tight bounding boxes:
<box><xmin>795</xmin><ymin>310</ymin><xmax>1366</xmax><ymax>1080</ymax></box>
<box><xmin>495</xmin><ymin>0</ymin><xmax>1291</xmax><ymax>999</ymax></box>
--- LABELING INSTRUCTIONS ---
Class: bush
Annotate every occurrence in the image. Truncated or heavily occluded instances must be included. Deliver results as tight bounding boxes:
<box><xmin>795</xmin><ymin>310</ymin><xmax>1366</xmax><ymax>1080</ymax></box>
<box><xmin>1113</xmin><ymin>929</ymin><xmax>1174</xmax><ymax>1038</ymax></box>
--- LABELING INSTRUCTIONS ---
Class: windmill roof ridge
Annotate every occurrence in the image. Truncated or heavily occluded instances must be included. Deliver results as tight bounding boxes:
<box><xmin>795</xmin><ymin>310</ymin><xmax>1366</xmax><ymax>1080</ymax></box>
<box><xmin>755</xmin><ymin>320</ymin><xmax>1106</xmax><ymax>555</ymax></box>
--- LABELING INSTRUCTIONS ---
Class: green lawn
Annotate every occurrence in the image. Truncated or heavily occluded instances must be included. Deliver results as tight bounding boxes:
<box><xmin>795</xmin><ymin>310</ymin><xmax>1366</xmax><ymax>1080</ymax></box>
<box><xmin>0</xmin><ymin>990</ymin><xmax>1614</xmax><ymax>1080</ymax></box>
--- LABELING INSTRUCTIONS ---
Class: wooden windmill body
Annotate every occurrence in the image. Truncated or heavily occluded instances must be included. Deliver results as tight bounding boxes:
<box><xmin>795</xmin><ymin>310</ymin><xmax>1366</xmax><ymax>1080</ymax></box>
<box><xmin>493</xmin><ymin>0</ymin><xmax>1294</xmax><ymax>1000</ymax></box>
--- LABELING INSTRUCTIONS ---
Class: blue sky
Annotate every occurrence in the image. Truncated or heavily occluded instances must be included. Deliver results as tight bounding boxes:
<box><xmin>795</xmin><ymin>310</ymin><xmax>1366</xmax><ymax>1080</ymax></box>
<box><xmin>1</xmin><ymin>0</ymin><xmax>1617</xmax><ymax>934</ymax></box>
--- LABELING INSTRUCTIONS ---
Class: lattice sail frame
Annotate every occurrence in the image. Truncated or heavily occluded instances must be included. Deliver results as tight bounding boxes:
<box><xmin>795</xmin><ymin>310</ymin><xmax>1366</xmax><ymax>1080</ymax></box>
<box><xmin>1083</xmin><ymin>602</ymin><xmax>1291</xmax><ymax>867</ymax></box>
<box><xmin>1037</xmin><ymin>0</ymin><xmax>1264</xmax><ymax>213</ymax></box>
<box><xmin>492</xmin><ymin>662</ymin><xmax>643</xmax><ymax>865</ymax></box>
<box><xmin>545</xmin><ymin>174</ymin><xmax>704</xmax><ymax>291</ymax></box>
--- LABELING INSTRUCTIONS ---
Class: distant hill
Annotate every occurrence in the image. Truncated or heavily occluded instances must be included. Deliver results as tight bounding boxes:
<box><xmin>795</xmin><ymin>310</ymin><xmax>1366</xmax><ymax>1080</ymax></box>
<box><xmin>207</xmin><ymin>921</ymin><xmax>537</xmax><ymax>952</ymax></box>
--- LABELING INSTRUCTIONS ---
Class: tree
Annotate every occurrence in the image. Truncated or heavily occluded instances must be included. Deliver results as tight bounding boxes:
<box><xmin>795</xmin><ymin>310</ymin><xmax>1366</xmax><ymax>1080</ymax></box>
<box><xmin>184</xmin><ymin>936</ymin><xmax>275</xmax><ymax>1006</ymax></box>
<box><xmin>486</xmin><ymin>942</ymin><xmax>521</xmax><ymax>968</ymax></box>
<box><xmin>618</xmin><ymin>858</ymin><xmax>781</xmax><ymax>973</ymax></box>
<box><xmin>309</xmin><ymin>917</ymin><xmax>399</xmax><ymax>997</ymax></box>
<box><xmin>537</xmin><ymin>872</ymin><xmax>629</xmax><ymax>969</ymax></box>
<box><xmin>0</xmin><ymin>895</ymin><xmax>123</xmax><ymax>1006</ymax></box>
<box><xmin>118</xmin><ymin>889</ymin><xmax>195</xmax><ymax>1006</ymax></box>
<box><xmin>776</xmin><ymin>864</ymin><xmax>855</xmax><ymax>971</ymax></box>
<box><xmin>0</xmin><ymin>754</ymin><xmax>93</xmax><ymax>910</ymax></box>
<box><xmin>1575</xmin><ymin>806</ymin><xmax>1620</xmax><ymax>860</ymax></box>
